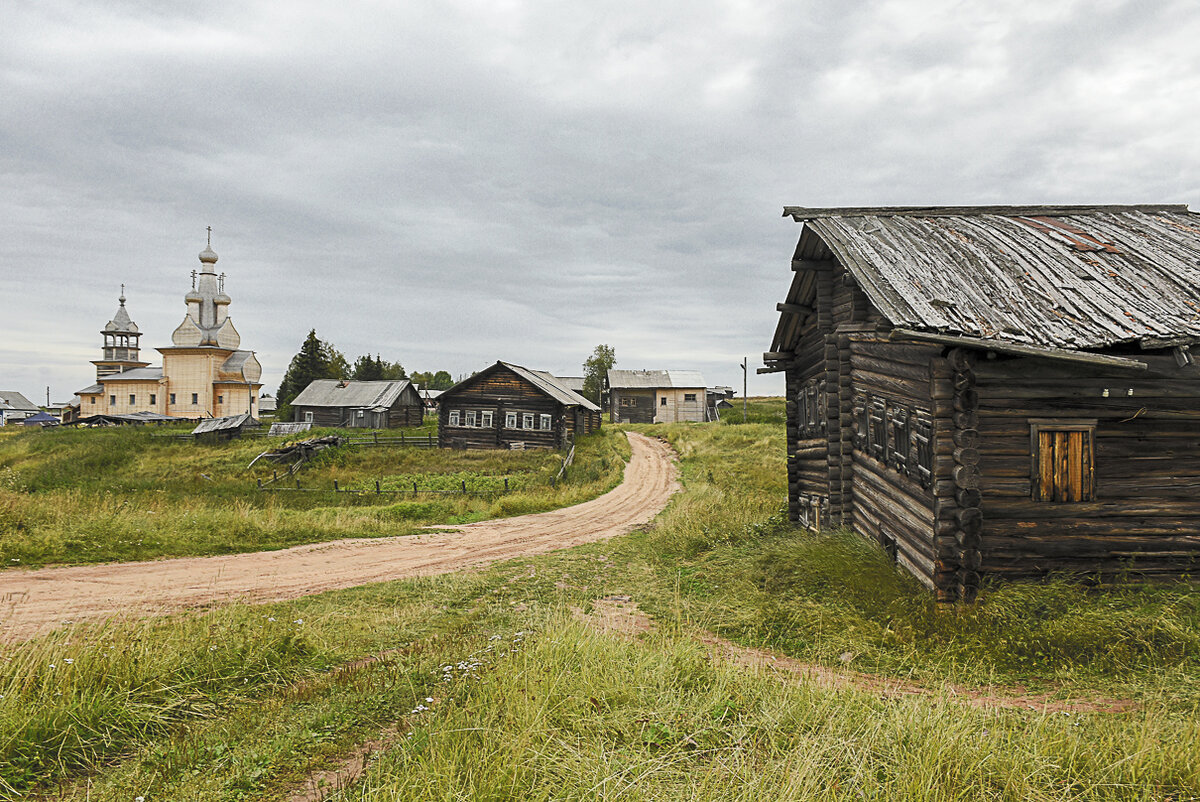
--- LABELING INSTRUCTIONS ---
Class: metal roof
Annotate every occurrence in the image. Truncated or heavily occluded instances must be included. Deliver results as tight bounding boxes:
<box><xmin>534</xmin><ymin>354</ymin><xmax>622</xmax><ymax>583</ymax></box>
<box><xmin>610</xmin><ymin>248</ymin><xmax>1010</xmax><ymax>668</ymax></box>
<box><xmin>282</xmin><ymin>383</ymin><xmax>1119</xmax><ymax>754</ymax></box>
<box><xmin>0</xmin><ymin>391</ymin><xmax>39</xmax><ymax>412</ymax></box>
<box><xmin>290</xmin><ymin>379</ymin><xmax>415</xmax><ymax>409</ymax></box>
<box><xmin>607</xmin><ymin>369</ymin><xmax>707</xmax><ymax>389</ymax></box>
<box><xmin>773</xmin><ymin>205</ymin><xmax>1200</xmax><ymax>352</ymax></box>
<box><xmin>500</xmin><ymin>362</ymin><xmax>601</xmax><ymax>411</ymax></box>
<box><xmin>556</xmin><ymin>376</ymin><xmax>585</xmax><ymax>393</ymax></box>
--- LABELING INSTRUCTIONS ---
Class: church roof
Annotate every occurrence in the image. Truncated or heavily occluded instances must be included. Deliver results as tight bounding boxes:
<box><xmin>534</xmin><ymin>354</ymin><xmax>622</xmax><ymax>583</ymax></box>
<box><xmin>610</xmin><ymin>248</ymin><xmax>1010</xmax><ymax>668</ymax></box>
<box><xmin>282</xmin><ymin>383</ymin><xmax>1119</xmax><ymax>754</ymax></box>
<box><xmin>103</xmin><ymin>290</ymin><xmax>139</xmax><ymax>333</ymax></box>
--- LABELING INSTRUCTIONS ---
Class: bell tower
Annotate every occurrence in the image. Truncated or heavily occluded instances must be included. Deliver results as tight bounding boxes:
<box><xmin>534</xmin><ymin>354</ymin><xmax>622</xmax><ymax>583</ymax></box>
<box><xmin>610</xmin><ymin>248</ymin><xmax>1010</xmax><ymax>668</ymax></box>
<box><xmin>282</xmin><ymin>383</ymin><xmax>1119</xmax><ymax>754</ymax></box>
<box><xmin>92</xmin><ymin>286</ymin><xmax>150</xmax><ymax>379</ymax></box>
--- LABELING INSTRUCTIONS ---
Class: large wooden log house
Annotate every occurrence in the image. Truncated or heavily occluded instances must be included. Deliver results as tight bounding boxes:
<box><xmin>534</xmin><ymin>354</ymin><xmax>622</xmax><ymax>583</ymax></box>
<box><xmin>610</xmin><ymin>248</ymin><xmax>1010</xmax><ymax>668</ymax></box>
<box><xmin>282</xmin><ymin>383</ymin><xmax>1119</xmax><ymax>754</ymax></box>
<box><xmin>766</xmin><ymin>205</ymin><xmax>1200</xmax><ymax>601</ymax></box>
<box><xmin>438</xmin><ymin>361</ymin><xmax>601</xmax><ymax>450</ymax></box>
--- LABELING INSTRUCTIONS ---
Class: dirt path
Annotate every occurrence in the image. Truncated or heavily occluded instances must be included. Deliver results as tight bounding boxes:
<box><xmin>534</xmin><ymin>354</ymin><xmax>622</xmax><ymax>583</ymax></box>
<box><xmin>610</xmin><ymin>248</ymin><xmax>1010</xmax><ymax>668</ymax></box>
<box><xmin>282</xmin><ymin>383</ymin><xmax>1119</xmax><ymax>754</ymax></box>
<box><xmin>0</xmin><ymin>432</ymin><xmax>678</xmax><ymax>642</ymax></box>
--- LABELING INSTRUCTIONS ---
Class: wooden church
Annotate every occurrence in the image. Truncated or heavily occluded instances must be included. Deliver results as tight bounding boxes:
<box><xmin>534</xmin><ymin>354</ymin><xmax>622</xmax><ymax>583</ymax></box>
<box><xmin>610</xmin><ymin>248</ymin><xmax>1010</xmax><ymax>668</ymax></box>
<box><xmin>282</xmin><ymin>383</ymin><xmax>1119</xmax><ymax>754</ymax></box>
<box><xmin>765</xmin><ymin>205</ymin><xmax>1200</xmax><ymax>601</ymax></box>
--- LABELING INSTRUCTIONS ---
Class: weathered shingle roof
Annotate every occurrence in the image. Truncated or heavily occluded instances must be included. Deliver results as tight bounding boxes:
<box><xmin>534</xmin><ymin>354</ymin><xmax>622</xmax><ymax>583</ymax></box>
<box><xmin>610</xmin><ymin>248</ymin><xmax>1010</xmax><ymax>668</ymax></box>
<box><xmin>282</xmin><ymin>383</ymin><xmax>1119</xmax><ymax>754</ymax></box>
<box><xmin>291</xmin><ymin>379</ymin><xmax>415</xmax><ymax>409</ymax></box>
<box><xmin>774</xmin><ymin>204</ymin><xmax>1200</xmax><ymax>352</ymax></box>
<box><xmin>193</xmin><ymin>413</ymin><xmax>257</xmax><ymax>434</ymax></box>
<box><xmin>607</xmin><ymin>369</ymin><xmax>707</xmax><ymax>389</ymax></box>
<box><xmin>500</xmin><ymin>363</ymin><xmax>601</xmax><ymax>411</ymax></box>
<box><xmin>99</xmin><ymin>367</ymin><xmax>164</xmax><ymax>382</ymax></box>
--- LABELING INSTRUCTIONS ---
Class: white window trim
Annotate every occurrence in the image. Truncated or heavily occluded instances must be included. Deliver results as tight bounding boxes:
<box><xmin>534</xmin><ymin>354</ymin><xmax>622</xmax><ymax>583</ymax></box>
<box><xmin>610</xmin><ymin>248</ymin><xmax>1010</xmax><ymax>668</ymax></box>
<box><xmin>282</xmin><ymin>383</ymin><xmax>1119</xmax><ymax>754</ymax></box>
<box><xmin>304</xmin><ymin>411</ymin><xmax>313</xmax><ymax>423</ymax></box>
<box><xmin>465</xmin><ymin>410</ymin><xmax>477</xmax><ymax>427</ymax></box>
<box><xmin>481</xmin><ymin>411</ymin><xmax>494</xmax><ymax>428</ymax></box>
<box><xmin>505</xmin><ymin>412</ymin><xmax>517</xmax><ymax>429</ymax></box>
<box><xmin>449</xmin><ymin>410</ymin><xmax>461</xmax><ymax>426</ymax></box>
<box><xmin>540</xmin><ymin>414</ymin><xmax>552</xmax><ymax>430</ymax></box>
<box><xmin>523</xmin><ymin>413</ymin><xmax>534</xmax><ymax>429</ymax></box>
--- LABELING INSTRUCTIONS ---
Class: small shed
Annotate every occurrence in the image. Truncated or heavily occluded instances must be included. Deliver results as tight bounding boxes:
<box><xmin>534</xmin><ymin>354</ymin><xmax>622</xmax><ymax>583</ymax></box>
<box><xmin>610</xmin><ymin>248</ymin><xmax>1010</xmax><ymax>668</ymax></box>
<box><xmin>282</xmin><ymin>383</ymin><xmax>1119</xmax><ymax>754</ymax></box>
<box><xmin>606</xmin><ymin>370</ymin><xmax>709</xmax><ymax>423</ymax></box>
<box><xmin>767</xmin><ymin>204</ymin><xmax>1200</xmax><ymax>601</ymax></box>
<box><xmin>0</xmin><ymin>391</ymin><xmax>40</xmax><ymax>425</ymax></box>
<box><xmin>22</xmin><ymin>411</ymin><xmax>59</xmax><ymax>427</ymax></box>
<box><xmin>192</xmin><ymin>413</ymin><xmax>259</xmax><ymax>441</ymax></box>
<box><xmin>438</xmin><ymin>361</ymin><xmax>601</xmax><ymax>450</ymax></box>
<box><xmin>290</xmin><ymin>379</ymin><xmax>423</xmax><ymax>428</ymax></box>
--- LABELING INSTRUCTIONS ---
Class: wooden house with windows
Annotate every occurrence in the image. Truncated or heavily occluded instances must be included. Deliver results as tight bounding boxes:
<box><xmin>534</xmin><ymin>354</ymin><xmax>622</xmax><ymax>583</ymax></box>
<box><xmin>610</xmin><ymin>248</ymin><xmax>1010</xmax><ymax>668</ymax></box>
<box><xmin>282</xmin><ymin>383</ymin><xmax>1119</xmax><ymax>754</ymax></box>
<box><xmin>438</xmin><ymin>361</ymin><xmax>601</xmax><ymax>450</ymax></box>
<box><xmin>606</xmin><ymin>370</ymin><xmax>709</xmax><ymax>423</ymax></box>
<box><xmin>290</xmin><ymin>379</ymin><xmax>423</xmax><ymax>428</ymax></box>
<box><xmin>766</xmin><ymin>204</ymin><xmax>1200</xmax><ymax>601</ymax></box>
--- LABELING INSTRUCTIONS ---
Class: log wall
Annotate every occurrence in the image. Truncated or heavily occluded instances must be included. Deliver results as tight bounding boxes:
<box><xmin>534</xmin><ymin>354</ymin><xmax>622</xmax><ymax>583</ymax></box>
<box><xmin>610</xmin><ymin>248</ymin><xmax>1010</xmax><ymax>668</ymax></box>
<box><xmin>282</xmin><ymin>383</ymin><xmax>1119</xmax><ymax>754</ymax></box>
<box><xmin>438</xmin><ymin>366</ymin><xmax>583</xmax><ymax>450</ymax></box>
<box><xmin>974</xmin><ymin>353</ymin><xmax>1200</xmax><ymax>579</ymax></box>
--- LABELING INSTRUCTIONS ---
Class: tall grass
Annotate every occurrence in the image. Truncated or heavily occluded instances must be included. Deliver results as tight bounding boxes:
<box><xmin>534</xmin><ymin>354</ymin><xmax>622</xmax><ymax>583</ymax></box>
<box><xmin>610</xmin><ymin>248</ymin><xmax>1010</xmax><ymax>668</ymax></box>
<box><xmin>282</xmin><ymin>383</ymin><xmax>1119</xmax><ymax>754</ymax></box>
<box><xmin>0</xmin><ymin>427</ymin><xmax>629</xmax><ymax>567</ymax></box>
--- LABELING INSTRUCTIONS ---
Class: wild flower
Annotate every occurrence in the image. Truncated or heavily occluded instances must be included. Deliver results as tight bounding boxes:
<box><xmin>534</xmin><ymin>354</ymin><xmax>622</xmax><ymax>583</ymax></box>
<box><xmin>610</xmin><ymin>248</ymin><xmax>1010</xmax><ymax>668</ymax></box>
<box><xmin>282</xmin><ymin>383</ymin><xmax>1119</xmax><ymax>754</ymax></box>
<box><xmin>64</xmin><ymin>658</ymin><xmax>74</xmax><ymax>665</ymax></box>
<box><xmin>294</xmin><ymin>619</ymin><xmax>303</xmax><ymax>625</ymax></box>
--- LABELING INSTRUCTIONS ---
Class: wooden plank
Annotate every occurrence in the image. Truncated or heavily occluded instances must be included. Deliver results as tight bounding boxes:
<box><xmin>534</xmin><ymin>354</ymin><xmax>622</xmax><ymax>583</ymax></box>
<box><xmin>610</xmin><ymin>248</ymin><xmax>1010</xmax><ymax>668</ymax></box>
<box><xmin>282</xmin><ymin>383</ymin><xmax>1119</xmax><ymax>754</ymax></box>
<box><xmin>889</xmin><ymin>328</ymin><xmax>1149</xmax><ymax>371</ymax></box>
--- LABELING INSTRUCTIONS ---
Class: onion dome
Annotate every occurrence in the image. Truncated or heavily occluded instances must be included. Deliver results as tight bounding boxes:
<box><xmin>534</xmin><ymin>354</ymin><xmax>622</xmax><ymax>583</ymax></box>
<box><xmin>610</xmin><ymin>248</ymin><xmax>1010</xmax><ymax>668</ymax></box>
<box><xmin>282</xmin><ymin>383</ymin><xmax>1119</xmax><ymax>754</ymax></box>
<box><xmin>199</xmin><ymin>244</ymin><xmax>218</xmax><ymax>264</ymax></box>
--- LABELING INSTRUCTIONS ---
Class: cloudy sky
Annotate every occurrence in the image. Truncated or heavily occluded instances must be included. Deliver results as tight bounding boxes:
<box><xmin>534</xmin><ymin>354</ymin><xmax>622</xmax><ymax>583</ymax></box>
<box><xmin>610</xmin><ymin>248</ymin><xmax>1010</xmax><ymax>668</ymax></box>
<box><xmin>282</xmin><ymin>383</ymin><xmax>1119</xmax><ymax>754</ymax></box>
<box><xmin>3</xmin><ymin>0</ymin><xmax>1198</xmax><ymax>403</ymax></box>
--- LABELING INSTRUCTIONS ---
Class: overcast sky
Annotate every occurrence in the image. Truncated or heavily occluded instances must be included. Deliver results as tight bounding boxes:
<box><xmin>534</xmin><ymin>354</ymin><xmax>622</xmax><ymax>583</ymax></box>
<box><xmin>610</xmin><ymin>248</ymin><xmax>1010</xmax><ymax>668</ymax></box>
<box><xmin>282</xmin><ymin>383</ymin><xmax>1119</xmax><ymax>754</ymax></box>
<box><xmin>3</xmin><ymin>0</ymin><xmax>1198</xmax><ymax>403</ymax></box>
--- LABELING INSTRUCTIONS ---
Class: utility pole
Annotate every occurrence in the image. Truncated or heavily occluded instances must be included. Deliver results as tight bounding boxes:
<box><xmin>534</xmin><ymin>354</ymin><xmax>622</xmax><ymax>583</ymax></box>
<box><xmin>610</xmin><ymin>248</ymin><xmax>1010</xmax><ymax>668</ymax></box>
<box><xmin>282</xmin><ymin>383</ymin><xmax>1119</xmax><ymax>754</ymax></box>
<box><xmin>740</xmin><ymin>357</ymin><xmax>748</xmax><ymax>423</ymax></box>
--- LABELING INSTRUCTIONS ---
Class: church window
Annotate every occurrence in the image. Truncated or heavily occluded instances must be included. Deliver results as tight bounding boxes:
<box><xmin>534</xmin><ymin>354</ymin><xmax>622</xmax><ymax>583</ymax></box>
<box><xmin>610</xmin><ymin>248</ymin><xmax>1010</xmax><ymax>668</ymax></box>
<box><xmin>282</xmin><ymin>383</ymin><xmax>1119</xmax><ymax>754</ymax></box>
<box><xmin>191</xmin><ymin>393</ymin><xmax>198</xmax><ymax>405</ymax></box>
<box><xmin>170</xmin><ymin>394</ymin><xmax>176</xmax><ymax>405</ymax></box>
<box><xmin>129</xmin><ymin>394</ymin><xmax>136</xmax><ymax>405</ymax></box>
<box><xmin>90</xmin><ymin>397</ymin><xmax>96</xmax><ymax>405</ymax></box>
<box><xmin>218</xmin><ymin>395</ymin><xmax>224</xmax><ymax>404</ymax></box>
<box><xmin>149</xmin><ymin>394</ymin><xmax>156</xmax><ymax>405</ymax></box>
<box><xmin>109</xmin><ymin>395</ymin><xmax>116</xmax><ymax>406</ymax></box>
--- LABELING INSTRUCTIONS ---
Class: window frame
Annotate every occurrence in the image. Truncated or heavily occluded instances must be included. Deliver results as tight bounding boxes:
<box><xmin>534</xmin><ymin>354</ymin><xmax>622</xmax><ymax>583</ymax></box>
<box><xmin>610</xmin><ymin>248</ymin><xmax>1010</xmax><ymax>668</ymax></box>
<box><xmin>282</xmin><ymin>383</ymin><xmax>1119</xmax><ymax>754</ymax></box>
<box><xmin>523</xmin><ymin>413</ymin><xmax>534</xmax><ymax>429</ymax></box>
<box><xmin>109</xmin><ymin>395</ymin><xmax>116</xmax><ymax>406</ymax></box>
<box><xmin>129</xmin><ymin>394</ymin><xmax>136</xmax><ymax>405</ymax></box>
<box><xmin>540</xmin><ymin>413</ymin><xmax>552</xmax><ymax>430</ymax></box>
<box><xmin>304</xmin><ymin>411</ymin><xmax>314</xmax><ymax>423</ymax></box>
<box><xmin>149</xmin><ymin>393</ymin><xmax>156</xmax><ymax>406</ymax></box>
<box><xmin>465</xmin><ymin>410</ymin><xmax>477</xmax><ymax>427</ymax></box>
<box><xmin>191</xmin><ymin>393</ymin><xmax>198</xmax><ymax>405</ymax></box>
<box><xmin>683</xmin><ymin>393</ymin><xmax>697</xmax><ymax>402</ymax></box>
<box><xmin>505</xmin><ymin>411</ymin><xmax>517</xmax><ymax>429</ymax></box>
<box><xmin>169</xmin><ymin>393</ymin><xmax>176</xmax><ymax>405</ymax></box>
<box><xmin>1029</xmin><ymin>418</ymin><xmax>1097</xmax><ymax>503</ymax></box>
<box><xmin>481</xmin><ymin>410</ymin><xmax>494</xmax><ymax>428</ymax></box>
<box><xmin>448</xmin><ymin>410</ymin><xmax>461</xmax><ymax>427</ymax></box>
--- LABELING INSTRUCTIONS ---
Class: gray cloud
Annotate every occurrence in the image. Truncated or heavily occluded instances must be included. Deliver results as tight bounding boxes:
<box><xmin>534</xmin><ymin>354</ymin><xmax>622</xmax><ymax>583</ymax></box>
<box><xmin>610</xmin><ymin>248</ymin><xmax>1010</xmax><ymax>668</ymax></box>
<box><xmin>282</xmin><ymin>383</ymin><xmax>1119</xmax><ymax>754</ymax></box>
<box><xmin>3</xmin><ymin>0</ymin><xmax>1198</xmax><ymax>402</ymax></box>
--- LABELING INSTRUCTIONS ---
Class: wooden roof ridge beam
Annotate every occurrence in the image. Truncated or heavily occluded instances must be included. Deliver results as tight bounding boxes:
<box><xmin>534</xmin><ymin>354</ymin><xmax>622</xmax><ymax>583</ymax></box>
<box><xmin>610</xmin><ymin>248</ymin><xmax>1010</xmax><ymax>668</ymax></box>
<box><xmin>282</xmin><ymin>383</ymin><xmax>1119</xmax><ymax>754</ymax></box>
<box><xmin>783</xmin><ymin>204</ymin><xmax>1190</xmax><ymax>221</ymax></box>
<box><xmin>888</xmin><ymin>328</ymin><xmax>1150</xmax><ymax>370</ymax></box>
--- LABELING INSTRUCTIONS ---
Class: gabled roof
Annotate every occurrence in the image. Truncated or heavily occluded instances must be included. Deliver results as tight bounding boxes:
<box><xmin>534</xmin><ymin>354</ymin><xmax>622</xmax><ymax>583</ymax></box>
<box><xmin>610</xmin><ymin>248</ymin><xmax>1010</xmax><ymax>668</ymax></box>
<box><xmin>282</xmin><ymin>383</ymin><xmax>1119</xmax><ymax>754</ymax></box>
<box><xmin>501</xmin><ymin>362</ymin><xmax>601</xmax><ymax>411</ymax></box>
<box><xmin>441</xmin><ymin>362</ymin><xmax>600</xmax><ymax>411</ymax></box>
<box><xmin>290</xmin><ymin>379</ymin><xmax>416</xmax><ymax>409</ymax></box>
<box><xmin>0</xmin><ymin>391</ymin><xmax>39</xmax><ymax>412</ymax></box>
<box><xmin>607</xmin><ymin>369</ymin><xmax>707</xmax><ymax>389</ymax></box>
<box><xmin>773</xmin><ymin>204</ymin><xmax>1200</xmax><ymax>353</ymax></box>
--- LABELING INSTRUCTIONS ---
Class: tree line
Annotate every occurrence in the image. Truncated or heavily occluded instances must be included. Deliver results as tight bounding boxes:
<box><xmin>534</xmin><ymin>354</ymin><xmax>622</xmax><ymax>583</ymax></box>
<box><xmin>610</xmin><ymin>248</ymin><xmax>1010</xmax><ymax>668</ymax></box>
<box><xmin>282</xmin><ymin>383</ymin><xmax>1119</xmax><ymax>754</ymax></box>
<box><xmin>274</xmin><ymin>330</ymin><xmax>453</xmax><ymax>418</ymax></box>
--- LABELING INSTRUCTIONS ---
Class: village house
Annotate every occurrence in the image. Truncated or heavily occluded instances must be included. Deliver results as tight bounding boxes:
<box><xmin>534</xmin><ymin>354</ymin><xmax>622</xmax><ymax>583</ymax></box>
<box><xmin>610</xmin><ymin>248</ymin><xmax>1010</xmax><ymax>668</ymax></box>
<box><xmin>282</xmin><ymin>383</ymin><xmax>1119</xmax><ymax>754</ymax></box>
<box><xmin>438</xmin><ymin>361</ymin><xmax>601</xmax><ymax>450</ymax></box>
<box><xmin>0</xmin><ymin>391</ymin><xmax>40</xmax><ymax>425</ymax></box>
<box><xmin>75</xmin><ymin>235</ymin><xmax>263</xmax><ymax>421</ymax></box>
<box><xmin>766</xmin><ymin>204</ymin><xmax>1200</xmax><ymax>601</ymax></box>
<box><xmin>289</xmin><ymin>379</ymin><xmax>423</xmax><ymax>428</ymax></box>
<box><xmin>606</xmin><ymin>369</ymin><xmax>708</xmax><ymax>424</ymax></box>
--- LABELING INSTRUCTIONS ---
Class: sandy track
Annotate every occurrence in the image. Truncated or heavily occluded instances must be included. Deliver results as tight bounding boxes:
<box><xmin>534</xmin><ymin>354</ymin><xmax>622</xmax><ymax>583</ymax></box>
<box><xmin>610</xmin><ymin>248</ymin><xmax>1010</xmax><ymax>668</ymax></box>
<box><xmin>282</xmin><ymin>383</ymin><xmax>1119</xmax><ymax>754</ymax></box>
<box><xmin>0</xmin><ymin>432</ymin><xmax>678</xmax><ymax>642</ymax></box>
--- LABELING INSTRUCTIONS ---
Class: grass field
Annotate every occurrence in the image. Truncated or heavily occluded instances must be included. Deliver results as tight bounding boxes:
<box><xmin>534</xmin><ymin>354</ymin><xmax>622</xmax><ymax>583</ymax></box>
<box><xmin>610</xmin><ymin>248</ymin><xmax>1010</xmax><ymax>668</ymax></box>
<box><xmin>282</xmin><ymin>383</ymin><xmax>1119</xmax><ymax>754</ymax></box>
<box><xmin>2</xmin><ymin>402</ymin><xmax>1198</xmax><ymax>800</ymax></box>
<box><xmin>0</xmin><ymin>424</ymin><xmax>630</xmax><ymax>567</ymax></box>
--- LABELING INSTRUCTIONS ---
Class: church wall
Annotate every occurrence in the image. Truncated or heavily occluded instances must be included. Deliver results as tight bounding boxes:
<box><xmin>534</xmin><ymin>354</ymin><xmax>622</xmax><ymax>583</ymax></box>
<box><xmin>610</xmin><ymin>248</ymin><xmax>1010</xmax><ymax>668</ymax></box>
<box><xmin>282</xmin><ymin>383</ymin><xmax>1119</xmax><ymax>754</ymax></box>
<box><xmin>100</xmin><ymin>380</ymin><xmax>165</xmax><ymax>415</ymax></box>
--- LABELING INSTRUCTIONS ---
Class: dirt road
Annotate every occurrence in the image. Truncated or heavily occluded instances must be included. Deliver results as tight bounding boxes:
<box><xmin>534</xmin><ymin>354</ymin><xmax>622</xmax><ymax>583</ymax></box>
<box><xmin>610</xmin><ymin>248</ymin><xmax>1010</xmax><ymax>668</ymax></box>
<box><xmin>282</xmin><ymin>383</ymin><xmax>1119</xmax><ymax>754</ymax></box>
<box><xmin>0</xmin><ymin>432</ymin><xmax>678</xmax><ymax>642</ymax></box>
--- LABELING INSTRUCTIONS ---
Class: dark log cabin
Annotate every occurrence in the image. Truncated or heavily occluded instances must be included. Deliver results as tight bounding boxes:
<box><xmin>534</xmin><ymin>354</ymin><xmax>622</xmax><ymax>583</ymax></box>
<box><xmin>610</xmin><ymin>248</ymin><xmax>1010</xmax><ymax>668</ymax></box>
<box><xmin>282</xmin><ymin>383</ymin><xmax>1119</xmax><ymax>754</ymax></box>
<box><xmin>291</xmin><ymin>379</ymin><xmax>423</xmax><ymax>428</ymax></box>
<box><xmin>765</xmin><ymin>204</ymin><xmax>1200</xmax><ymax>601</ymax></box>
<box><xmin>438</xmin><ymin>361</ymin><xmax>602</xmax><ymax>450</ymax></box>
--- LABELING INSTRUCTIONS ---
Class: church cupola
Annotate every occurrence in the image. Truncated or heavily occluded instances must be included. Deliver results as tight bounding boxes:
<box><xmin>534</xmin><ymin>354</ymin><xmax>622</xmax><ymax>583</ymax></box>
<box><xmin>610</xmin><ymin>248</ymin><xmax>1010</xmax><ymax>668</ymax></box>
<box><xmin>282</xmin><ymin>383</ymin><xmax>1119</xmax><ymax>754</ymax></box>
<box><xmin>171</xmin><ymin>228</ymin><xmax>242</xmax><ymax>349</ymax></box>
<box><xmin>93</xmin><ymin>286</ymin><xmax>149</xmax><ymax>379</ymax></box>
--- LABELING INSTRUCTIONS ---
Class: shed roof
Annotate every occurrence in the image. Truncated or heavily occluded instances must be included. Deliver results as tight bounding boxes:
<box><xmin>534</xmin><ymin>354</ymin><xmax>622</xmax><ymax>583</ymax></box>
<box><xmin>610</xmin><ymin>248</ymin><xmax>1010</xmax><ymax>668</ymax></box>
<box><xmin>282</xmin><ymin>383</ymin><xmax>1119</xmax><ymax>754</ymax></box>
<box><xmin>192</xmin><ymin>414</ymin><xmax>257</xmax><ymax>434</ymax></box>
<box><xmin>290</xmin><ymin>379</ymin><xmax>415</xmax><ymax>409</ymax></box>
<box><xmin>607</xmin><ymin>369</ymin><xmax>707</xmax><ymax>389</ymax></box>
<box><xmin>773</xmin><ymin>204</ymin><xmax>1200</xmax><ymax>354</ymax></box>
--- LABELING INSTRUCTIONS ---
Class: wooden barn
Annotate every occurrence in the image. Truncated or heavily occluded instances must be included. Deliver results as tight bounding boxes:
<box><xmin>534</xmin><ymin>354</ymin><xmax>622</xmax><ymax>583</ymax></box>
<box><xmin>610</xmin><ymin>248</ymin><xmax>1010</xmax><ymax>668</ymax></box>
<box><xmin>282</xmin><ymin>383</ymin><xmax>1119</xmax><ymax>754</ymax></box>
<box><xmin>438</xmin><ymin>361</ymin><xmax>601</xmax><ymax>450</ymax></box>
<box><xmin>606</xmin><ymin>370</ymin><xmax>709</xmax><ymax>423</ymax></box>
<box><xmin>290</xmin><ymin>379</ymin><xmax>423</xmax><ymax>428</ymax></box>
<box><xmin>765</xmin><ymin>204</ymin><xmax>1200</xmax><ymax>601</ymax></box>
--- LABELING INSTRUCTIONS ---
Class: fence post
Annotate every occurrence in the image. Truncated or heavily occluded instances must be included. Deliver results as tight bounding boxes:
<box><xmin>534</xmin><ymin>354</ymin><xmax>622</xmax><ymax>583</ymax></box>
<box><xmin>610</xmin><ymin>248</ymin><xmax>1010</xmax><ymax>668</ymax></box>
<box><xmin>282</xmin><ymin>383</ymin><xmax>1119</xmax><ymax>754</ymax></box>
<box><xmin>551</xmin><ymin>476</ymin><xmax>556</xmax><ymax>488</ymax></box>
<box><xmin>413</xmin><ymin>481</ymin><xmax>418</xmax><ymax>496</ymax></box>
<box><xmin>334</xmin><ymin>479</ymin><xmax>339</xmax><ymax>492</ymax></box>
<box><xmin>504</xmin><ymin>477</ymin><xmax>509</xmax><ymax>492</ymax></box>
<box><xmin>257</xmin><ymin>478</ymin><xmax>262</xmax><ymax>490</ymax></box>
<box><xmin>296</xmin><ymin>478</ymin><xmax>301</xmax><ymax>489</ymax></box>
<box><xmin>375</xmin><ymin>480</ymin><xmax>381</xmax><ymax>494</ymax></box>
<box><xmin>461</xmin><ymin>480</ymin><xmax>467</xmax><ymax>494</ymax></box>
<box><xmin>273</xmin><ymin>470</ymin><xmax>278</xmax><ymax>482</ymax></box>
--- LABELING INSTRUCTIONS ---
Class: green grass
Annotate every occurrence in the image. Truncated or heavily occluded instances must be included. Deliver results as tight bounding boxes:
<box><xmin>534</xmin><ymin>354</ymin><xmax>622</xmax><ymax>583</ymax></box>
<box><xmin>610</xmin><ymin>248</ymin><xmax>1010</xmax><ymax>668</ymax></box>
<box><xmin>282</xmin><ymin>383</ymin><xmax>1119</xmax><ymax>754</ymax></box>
<box><xmin>3</xmin><ymin>403</ymin><xmax>1199</xmax><ymax>800</ymax></box>
<box><xmin>0</xmin><ymin>426</ymin><xmax>629</xmax><ymax>567</ymax></box>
